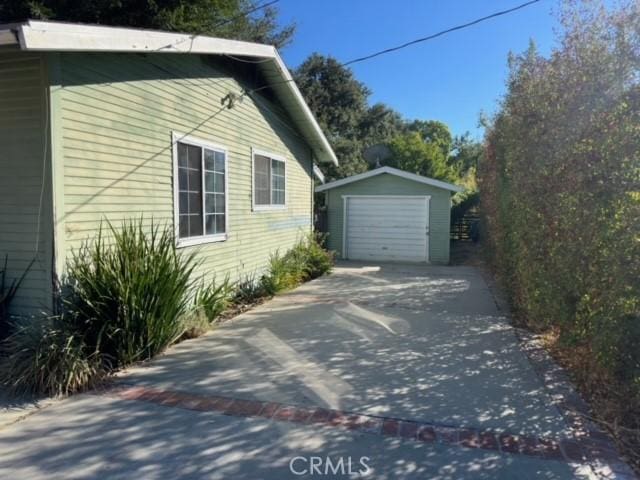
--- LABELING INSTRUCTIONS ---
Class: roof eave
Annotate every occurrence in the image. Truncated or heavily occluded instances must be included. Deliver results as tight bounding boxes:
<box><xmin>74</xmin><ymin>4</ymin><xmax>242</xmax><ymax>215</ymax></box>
<box><xmin>0</xmin><ymin>28</ymin><xmax>19</xmax><ymax>46</ymax></box>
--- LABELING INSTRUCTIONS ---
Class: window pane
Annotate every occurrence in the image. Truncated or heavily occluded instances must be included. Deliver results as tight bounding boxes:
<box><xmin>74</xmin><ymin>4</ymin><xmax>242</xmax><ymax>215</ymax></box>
<box><xmin>272</xmin><ymin>159</ymin><xmax>285</xmax><ymax>176</ymax></box>
<box><xmin>254</xmin><ymin>154</ymin><xmax>271</xmax><ymax>205</ymax></box>
<box><xmin>214</xmin><ymin>151</ymin><xmax>225</xmax><ymax>172</ymax></box>
<box><xmin>272</xmin><ymin>173</ymin><xmax>284</xmax><ymax>191</ymax></box>
<box><xmin>204</xmin><ymin>149</ymin><xmax>216</xmax><ymax>171</ymax></box>
<box><xmin>216</xmin><ymin>214</ymin><xmax>225</xmax><ymax>233</ymax></box>
<box><xmin>188</xmin><ymin>192</ymin><xmax>202</xmax><ymax>215</ymax></box>
<box><xmin>178</xmin><ymin>143</ymin><xmax>189</xmax><ymax>168</ymax></box>
<box><xmin>178</xmin><ymin>168</ymin><xmax>188</xmax><ymax>190</ymax></box>
<box><xmin>215</xmin><ymin>194</ymin><xmax>225</xmax><ymax>213</ymax></box>
<box><xmin>204</xmin><ymin>172</ymin><xmax>215</xmax><ymax>193</ymax></box>
<box><xmin>205</xmin><ymin>214</ymin><xmax>215</xmax><ymax>235</ymax></box>
<box><xmin>188</xmin><ymin>168</ymin><xmax>200</xmax><ymax>192</ymax></box>
<box><xmin>179</xmin><ymin>192</ymin><xmax>188</xmax><ymax>214</ymax></box>
<box><xmin>179</xmin><ymin>215</ymin><xmax>189</xmax><ymax>238</ymax></box>
<box><xmin>187</xmin><ymin>144</ymin><xmax>201</xmax><ymax>169</ymax></box>
<box><xmin>273</xmin><ymin>189</ymin><xmax>285</xmax><ymax>205</ymax></box>
<box><xmin>205</xmin><ymin>193</ymin><xmax>215</xmax><ymax>214</ymax></box>
<box><xmin>189</xmin><ymin>214</ymin><xmax>203</xmax><ymax>236</ymax></box>
<box><xmin>204</xmin><ymin>169</ymin><xmax>224</xmax><ymax>193</ymax></box>
<box><xmin>214</xmin><ymin>173</ymin><xmax>224</xmax><ymax>193</ymax></box>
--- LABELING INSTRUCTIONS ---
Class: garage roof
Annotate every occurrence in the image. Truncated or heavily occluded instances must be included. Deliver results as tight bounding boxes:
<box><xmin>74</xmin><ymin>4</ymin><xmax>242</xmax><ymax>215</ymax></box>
<box><xmin>315</xmin><ymin>166</ymin><xmax>464</xmax><ymax>193</ymax></box>
<box><xmin>0</xmin><ymin>20</ymin><xmax>338</xmax><ymax>165</ymax></box>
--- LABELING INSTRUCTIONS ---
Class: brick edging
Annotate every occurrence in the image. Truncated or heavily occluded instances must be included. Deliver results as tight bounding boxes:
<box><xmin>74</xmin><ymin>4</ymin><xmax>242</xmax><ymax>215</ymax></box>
<box><xmin>99</xmin><ymin>384</ymin><xmax>598</xmax><ymax>464</ymax></box>
<box><xmin>478</xmin><ymin>268</ymin><xmax>638</xmax><ymax>479</ymax></box>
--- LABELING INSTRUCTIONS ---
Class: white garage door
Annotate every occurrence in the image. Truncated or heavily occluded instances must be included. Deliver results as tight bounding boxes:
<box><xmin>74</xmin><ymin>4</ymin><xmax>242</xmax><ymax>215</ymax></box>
<box><xmin>344</xmin><ymin>196</ymin><xmax>429</xmax><ymax>262</ymax></box>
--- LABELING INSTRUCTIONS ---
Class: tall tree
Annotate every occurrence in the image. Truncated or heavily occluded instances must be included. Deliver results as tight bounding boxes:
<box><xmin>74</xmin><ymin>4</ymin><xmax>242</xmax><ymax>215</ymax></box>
<box><xmin>387</xmin><ymin>132</ymin><xmax>457</xmax><ymax>182</ymax></box>
<box><xmin>0</xmin><ymin>0</ymin><xmax>295</xmax><ymax>49</ymax></box>
<box><xmin>407</xmin><ymin>119</ymin><xmax>453</xmax><ymax>158</ymax></box>
<box><xmin>449</xmin><ymin>133</ymin><xmax>483</xmax><ymax>177</ymax></box>
<box><xmin>294</xmin><ymin>54</ymin><xmax>407</xmax><ymax>179</ymax></box>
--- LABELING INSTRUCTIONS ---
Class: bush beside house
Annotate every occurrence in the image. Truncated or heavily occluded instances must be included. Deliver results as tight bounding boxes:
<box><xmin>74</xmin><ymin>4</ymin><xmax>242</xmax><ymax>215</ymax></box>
<box><xmin>0</xmin><ymin>220</ymin><xmax>334</xmax><ymax>396</ymax></box>
<box><xmin>480</xmin><ymin>3</ymin><xmax>640</xmax><ymax>468</ymax></box>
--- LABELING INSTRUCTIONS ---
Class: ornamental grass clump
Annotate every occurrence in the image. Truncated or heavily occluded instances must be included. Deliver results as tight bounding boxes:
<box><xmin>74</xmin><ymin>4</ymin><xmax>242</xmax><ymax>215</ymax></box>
<box><xmin>0</xmin><ymin>317</ymin><xmax>104</xmax><ymax>397</ymax></box>
<box><xmin>0</xmin><ymin>219</ymin><xmax>201</xmax><ymax>395</ymax></box>
<box><xmin>63</xmin><ymin>220</ymin><xmax>197</xmax><ymax>367</ymax></box>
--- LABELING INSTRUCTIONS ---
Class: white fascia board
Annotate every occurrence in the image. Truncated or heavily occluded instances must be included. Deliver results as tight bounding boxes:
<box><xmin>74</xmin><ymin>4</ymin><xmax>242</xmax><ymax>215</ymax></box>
<box><xmin>316</xmin><ymin>166</ymin><xmax>464</xmax><ymax>193</ymax></box>
<box><xmin>0</xmin><ymin>29</ymin><xmax>18</xmax><ymax>46</ymax></box>
<box><xmin>19</xmin><ymin>20</ymin><xmax>275</xmax><ymax>56</ymax></box>
<box><xmin>313</xmin><ymin>164</ymin><xmax>325</xmax><ymax>184</ymax></box>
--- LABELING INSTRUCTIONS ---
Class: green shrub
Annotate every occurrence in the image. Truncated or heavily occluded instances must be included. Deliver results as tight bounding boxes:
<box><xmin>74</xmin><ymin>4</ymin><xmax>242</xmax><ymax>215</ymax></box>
<box><xmin>233</xmin><ymin>274</ymin><xmax>266</xmax><ymax>305</ymax></box>
<box><xmin>295</xmin><ymin>232</ymin><xmax>335</xmax><ymax>280</ymax></box>
<box><xmin>261</xmin><ymin>233</ymin><xmax>334</xmax><ymax>295</ymax></box>
<box><xmin>261</xmin><ymin>252</ymin><xmax>304</xmax><ymax>295</ymax></box>
<box><xmin>479</xmin><ymin>1</ymin><xmax>640</xmax><ymax>458</ymax></box>
<box><xmin>193</xmin><ymin>277</ymin><xmax>234</xmax><ymax>322</ymax></box>
<box><xmin>0</xmin><ymin>317</ymin><xmax>105</xmax><ymax>397</ymax></box>
<box><xmin>62</xmin><ymin>220</ymin><xmax>197</xmax><ymax>367</ymax></box>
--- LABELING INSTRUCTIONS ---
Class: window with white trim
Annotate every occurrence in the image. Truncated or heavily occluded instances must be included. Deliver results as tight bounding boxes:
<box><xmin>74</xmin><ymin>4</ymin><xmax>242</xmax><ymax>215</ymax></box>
<box><xmin>253</xmin><ymin>152</ymin><xmax>286</xmax><ymax>209</ymax></box>
<box><xmin>174</xmin><ymin>136</ymin><xmax>227</xmax><ymax>244</ymax></box>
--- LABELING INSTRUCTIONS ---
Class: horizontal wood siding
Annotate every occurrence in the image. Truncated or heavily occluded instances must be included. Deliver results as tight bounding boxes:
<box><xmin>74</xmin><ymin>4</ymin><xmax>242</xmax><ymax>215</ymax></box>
<box><xmin>57</xmin><ymin>52</ymin><xmax>313</xmax><ymax>283</ymax></box>
<box><xmin>0</xmin><ymin>52</ymin><xmax>53</xmax><ymax>314</ymax></box>
<box><xmin>325</xmin><ymin>174</ymin><xmax>452</xmax><ymax>264</ymax></box>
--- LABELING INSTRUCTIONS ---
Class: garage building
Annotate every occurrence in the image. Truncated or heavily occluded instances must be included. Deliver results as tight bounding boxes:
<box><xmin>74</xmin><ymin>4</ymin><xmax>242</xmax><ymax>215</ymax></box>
<box><xmin>317</xmin><ymin>167</ymin><xmax>463</xmax><ymax>264</ymax></box>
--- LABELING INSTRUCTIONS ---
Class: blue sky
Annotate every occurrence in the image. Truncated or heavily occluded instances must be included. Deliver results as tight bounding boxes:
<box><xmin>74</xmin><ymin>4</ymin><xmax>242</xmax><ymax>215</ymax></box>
<box><xmin>277</xmin><ymin>0</ymin><xmax>562</xmax><ymax>139</ymax></box>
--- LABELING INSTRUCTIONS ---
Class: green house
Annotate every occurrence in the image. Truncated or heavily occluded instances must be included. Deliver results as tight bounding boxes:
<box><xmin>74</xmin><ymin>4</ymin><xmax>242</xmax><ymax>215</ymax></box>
<box><xmin>0</xmin><ymin>21</ymin><xmax>337</xmax><ymax>316</ymax></box>
<box><xmin>316</xmin><ymin>167</ymin><xmax>463</xmax><ymax>264</ymax></box>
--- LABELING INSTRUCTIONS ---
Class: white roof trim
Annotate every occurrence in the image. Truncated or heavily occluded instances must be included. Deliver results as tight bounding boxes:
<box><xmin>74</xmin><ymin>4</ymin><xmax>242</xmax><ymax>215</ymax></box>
<box><xmin>0</xmin><ymin>29</ymin><xmax>18</xmax><ymax>46</ymax></box>
<box><xmin>2</xmin><ymin>20</ymin><xmax>338</xmax><ymax>166</ymax></box>
<box><xmin>313</xmin><ymin>164</ymin><xmax>325</xmax><ymax>184</ymax></box>
<box><xmin>315</xmin><ymin>166</ymin><xmax>464</xmax><ymax>193</ymax></box>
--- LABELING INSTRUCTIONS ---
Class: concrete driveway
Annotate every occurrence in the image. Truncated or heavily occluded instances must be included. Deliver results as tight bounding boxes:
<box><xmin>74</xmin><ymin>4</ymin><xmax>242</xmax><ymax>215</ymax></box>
<box><xmin>0</xmin><ymin>263</ymin><xmax>602</xmax><ymax>479</ymax></box>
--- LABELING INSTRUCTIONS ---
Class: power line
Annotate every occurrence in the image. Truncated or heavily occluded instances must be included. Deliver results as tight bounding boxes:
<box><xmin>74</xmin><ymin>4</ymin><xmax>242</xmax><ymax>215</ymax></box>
<box><xmin>155</xmin><ymin>1</ymin><xmax>280</xmax><ymax>52</ymax></box>
<box><xmin>343</xmin><ymin>0</ymin><xmax>542</xmax><ymax>66</ymax></box>
<box><xmin>243</xmin><ymin>0</ymin><xmax>543</xmax><ymax>96</ymax></box>
<box><xmin>213</xmin><ymin>0</ymin><xmax>280</xmax><ymax>30</ymax></box>
<box><xmin>161</xmin><ymin>1</ymin><xmax>545</xmax><ymax>111</ymax></box>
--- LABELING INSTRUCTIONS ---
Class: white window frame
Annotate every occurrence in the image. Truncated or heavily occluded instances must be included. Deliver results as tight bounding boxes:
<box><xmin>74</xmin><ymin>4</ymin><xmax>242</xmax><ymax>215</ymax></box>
<box><xmin>251</xmin><ymin>148</ymin><xmax>287</xmax><ymax>212</ymax></box>
<box><xmin>172</xmin><ymin>132</ymin><xmax>229</xmax><ymax>248</ymax></box>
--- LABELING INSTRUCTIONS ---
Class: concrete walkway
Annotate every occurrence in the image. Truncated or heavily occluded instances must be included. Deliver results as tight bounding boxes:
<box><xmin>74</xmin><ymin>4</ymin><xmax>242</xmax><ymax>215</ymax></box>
<box><xmin>0</xmin><ymin>263</ymin><xmax>600</xmax><ymax>479</ymax></box>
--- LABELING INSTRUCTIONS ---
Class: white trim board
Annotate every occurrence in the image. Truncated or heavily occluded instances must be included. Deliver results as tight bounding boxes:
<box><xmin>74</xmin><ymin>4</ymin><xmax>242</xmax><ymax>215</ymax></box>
<box><xmin>316</xmin><ymin>166</ymin><xmax>464</xmax><ymax>193</ymax></box>
<box><xmin>1</xmin><ymin>20</ymin><xmax>338</xmax><ymax>166</ymax></box>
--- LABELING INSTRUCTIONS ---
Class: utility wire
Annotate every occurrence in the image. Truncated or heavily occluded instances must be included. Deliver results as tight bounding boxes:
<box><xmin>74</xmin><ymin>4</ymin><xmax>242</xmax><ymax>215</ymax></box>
<box><xmin>213</xmin><ymin>0</ymin><xmax>280</xmax><ymax>29</ymax></box>
<box><xmin>343</xmin><ymin>0</ymin><xmax>542</xmax><ymax>66</ymax></box>
<box><xmin>156</xmin><ymin>1</ymin><xmax>280</xmax><ymax>53</ymax></box>
<box><xmin>241</xmin><ymin>0</ymin><xmax>543</xmax><ymax>96</ymax></box>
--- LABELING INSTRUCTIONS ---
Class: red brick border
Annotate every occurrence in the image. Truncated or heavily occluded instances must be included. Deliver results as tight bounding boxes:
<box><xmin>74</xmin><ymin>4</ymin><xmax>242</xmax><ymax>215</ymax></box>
<box><xmin>100</xmin><ymin>384</ymin><xmax>588</xmax><ymax>464</ymax></box>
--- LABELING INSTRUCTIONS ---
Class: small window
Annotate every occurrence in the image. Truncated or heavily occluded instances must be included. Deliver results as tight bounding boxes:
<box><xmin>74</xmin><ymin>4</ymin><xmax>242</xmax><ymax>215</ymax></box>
<box><xmin>253</xmin><ymin>151</ymin><xmax>286</xmax><ymax>210</ymax></box>
<box><xmin>173</xmin><ymin>134</ymin><xmax>227</xmax><ymax>246</ymax></box>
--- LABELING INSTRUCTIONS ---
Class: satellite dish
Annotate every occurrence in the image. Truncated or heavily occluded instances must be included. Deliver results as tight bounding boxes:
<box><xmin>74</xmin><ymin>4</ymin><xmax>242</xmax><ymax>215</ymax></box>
<box><xmin>363</xmin><ymin>144</ymin><xmax>392</xmax><ymax>168</ymax></box>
